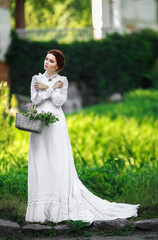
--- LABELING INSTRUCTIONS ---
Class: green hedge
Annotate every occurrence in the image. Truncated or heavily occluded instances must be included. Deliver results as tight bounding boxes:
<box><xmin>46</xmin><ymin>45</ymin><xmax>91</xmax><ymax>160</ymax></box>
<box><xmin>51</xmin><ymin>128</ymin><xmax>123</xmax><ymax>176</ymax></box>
<box><xmin>6</xmin><ymin>29</ymin><xmax>158</xmax><ymax>102</ymax></box>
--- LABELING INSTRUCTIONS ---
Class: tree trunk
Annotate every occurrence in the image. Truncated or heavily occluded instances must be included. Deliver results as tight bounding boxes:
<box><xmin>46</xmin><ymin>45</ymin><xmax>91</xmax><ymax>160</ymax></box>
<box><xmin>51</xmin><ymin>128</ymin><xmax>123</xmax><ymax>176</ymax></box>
<box><xmin>15</xmin><ymin>0</ymin><xmax>26</xmax><ymax>29</ymax></box>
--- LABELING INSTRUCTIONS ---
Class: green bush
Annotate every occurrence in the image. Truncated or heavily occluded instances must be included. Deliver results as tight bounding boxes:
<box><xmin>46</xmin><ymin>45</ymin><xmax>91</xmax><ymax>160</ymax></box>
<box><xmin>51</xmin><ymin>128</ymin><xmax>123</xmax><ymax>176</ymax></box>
<box><xmin>6</xmin><ymin>29</ymin><xmax>158</xmax><ymax>102</ymax></box>
<box><xmin>0</xmin><ymin>82</ymin><xmax>29</xmax><ymax>175</ymax></box>
<box><xmin>6</xmin><ymin>30</ymin><xmax>158</xmax><ymax>101</ymax></box>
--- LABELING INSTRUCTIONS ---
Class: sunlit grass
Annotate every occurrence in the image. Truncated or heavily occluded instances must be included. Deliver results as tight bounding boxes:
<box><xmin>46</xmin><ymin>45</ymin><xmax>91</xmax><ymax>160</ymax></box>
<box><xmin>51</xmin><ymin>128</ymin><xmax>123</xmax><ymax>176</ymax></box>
<box><xmin>67</xmin><ymin>108</ymin><xmax>158</xmax><ymax>169</ymax></box>
<box><xmin>0</xmin><ymin>82</ymin><xmax>158</xmax><ymax>220</ymax></box>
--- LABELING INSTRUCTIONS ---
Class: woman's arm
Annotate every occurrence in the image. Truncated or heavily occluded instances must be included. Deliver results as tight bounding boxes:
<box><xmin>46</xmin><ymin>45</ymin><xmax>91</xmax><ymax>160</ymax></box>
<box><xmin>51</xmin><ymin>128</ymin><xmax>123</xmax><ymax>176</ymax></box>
<box><xmin>49</xmin><ymin>77</ymin><xmax>68</xmax><ymax>107</ymax></box>
<box><xmin>30</xmin><ymin>75</ymin><xmax>51</xmax><ymax>105</ymax></box>
<box><xmin>31</xmin><ymin>75</ymin><xmax>68</xmax><ymax>107</ymax></box>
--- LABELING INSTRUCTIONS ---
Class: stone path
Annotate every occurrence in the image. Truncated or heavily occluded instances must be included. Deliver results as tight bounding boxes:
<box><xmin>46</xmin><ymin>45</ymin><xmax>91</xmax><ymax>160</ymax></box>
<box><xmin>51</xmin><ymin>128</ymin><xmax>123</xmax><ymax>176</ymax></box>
<box><xmin>0</xmin><ymin>218</ymin><xmax>158</xmax><ymax>239</ymax></box>
<box><xmin>23</xmin><ymin>231</ymin><xmax>158</xmax><ymax>240</ymax></box>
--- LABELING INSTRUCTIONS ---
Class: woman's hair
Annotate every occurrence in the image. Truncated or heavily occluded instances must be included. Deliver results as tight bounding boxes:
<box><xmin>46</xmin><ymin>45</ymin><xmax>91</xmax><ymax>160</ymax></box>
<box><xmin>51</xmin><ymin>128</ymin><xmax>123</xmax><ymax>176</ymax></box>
<box><xmin>47</xmin><ymin>49</ymin><xmax>65</xmax><ymax>72</ymax></box>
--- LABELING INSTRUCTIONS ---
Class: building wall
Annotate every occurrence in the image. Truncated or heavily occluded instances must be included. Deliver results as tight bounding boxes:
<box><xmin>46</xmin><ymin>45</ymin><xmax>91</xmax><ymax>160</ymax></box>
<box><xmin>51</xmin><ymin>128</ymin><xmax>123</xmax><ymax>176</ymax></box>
<box><xmin>121</xmin><ymin>0</ymin><xmax>158</xmax><ymax>32</ymax></box>
<box><xmin>0</xmin><ymin>6</ymin><xmax>11</xmax><ymax>61</ymax></box>
<box><xmin>0</xmin><ymin>62</ymin><xmax>10</xmax><ymax>84</ymax></box>
<box><xmin>0</xmin><ymin>0</ymin><xmax>11</xmax><ymax>84</ymax></box>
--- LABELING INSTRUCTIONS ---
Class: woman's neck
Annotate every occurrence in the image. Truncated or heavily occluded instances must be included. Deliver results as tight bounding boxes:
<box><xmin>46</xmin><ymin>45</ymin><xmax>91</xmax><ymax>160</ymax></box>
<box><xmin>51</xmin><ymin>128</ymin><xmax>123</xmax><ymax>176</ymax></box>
<box><xmin>46</xmin><ymin>70</ymin><xmax>57</xmax><ymax>76</ymax></box>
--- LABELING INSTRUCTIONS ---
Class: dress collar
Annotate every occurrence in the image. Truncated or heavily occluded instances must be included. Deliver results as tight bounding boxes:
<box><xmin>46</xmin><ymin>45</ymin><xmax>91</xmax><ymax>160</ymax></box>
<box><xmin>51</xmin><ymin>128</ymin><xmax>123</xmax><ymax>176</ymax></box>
<box><xmin>44</xmin><ymin>71</ymin><xmax>58</xmax><ymax>80</ymax></box>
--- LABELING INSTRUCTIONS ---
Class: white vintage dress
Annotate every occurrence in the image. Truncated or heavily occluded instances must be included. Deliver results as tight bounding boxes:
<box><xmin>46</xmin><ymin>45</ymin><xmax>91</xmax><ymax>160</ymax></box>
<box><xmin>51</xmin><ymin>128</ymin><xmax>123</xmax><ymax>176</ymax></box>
<box><xmin>25</xmin><ymin>72</ymin><xmax>139</xmax><ymax>223</ymax></box>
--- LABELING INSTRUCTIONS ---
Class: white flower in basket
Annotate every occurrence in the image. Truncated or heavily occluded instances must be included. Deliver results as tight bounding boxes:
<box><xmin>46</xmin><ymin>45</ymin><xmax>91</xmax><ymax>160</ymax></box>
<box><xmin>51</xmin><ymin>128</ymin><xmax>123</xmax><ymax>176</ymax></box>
<box><xmin>15</xmin><ymin>103</ymin><xmax>59</xmax><ymax>133</ymax></box>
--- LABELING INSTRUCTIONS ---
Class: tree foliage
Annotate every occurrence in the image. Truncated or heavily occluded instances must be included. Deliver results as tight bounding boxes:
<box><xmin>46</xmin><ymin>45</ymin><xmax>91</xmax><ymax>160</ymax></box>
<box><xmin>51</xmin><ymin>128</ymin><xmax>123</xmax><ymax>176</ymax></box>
<box><xmin>10</xmin><ymin>0</ymin><xmax>92</xmax><ymax>29</ymax></box>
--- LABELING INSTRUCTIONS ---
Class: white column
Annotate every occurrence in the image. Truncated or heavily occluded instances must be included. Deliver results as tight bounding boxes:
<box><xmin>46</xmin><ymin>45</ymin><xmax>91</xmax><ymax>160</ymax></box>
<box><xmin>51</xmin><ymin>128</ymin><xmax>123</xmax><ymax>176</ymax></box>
<box><xmin>0</xmin><ymin>2</ymin><xmax>11</xmax><ymax>61</ymax></box>
<box><xmin>91</xmin><ymin>0</ymin><xmax>111</xmax><ymax>39</ymax></box>
<box><xmin>112</xmin><ymin>0</ymin><xmax>122</xmax><ymax>33</ymax></box>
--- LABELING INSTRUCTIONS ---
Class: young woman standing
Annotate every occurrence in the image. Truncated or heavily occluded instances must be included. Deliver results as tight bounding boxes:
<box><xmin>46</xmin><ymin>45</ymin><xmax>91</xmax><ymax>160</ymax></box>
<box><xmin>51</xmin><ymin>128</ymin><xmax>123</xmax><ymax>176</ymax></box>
<box><xmin>25</xmin><ymin>49</ymin><xmax>139</xmax><ymax>224</ymax></box>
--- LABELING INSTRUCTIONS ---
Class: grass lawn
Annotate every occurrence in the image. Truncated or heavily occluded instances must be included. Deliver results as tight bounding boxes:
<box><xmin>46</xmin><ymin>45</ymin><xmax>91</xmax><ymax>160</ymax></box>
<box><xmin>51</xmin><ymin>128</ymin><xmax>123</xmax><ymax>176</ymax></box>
<box><xmin>0</xmin><ymin>82</ymin><xmax>158</xmax><ymax>223</ymax></box>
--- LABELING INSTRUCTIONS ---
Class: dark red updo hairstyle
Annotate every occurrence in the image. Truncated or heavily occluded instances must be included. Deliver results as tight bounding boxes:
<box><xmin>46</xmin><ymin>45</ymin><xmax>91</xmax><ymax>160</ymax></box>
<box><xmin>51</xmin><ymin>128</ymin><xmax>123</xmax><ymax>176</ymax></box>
<box><xmin>47</xmin><ymin>49</ymin><xmax>65</xmax><ymax>72</ymax></box>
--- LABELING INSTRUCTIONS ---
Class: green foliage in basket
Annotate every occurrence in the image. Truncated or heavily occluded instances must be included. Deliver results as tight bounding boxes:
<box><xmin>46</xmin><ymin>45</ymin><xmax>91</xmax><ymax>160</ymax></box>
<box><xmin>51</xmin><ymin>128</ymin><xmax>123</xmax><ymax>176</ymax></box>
<box><xmin>21</xmin><ymin>104</ymin><xmax>59</xmax><ymax>127</ymax></box>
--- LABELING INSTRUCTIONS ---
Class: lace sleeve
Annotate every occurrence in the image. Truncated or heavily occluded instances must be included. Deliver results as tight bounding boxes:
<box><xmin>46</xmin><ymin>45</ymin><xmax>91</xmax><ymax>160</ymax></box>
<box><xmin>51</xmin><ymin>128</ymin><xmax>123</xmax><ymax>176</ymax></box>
<box><xmin>30</xmin><ymin>75</ymin><xmax>52</xmax><ymax>105</ymax></box>
<box><xmin>49</xmin><ymin>76</ymin><xmax>68</xmax><ymax>107</ymax></box>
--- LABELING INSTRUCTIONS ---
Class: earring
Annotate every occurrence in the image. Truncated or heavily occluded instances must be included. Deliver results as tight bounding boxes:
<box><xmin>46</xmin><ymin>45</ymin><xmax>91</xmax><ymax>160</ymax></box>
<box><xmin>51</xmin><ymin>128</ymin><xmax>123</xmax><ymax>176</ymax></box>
<box><xmin>56</xmin><ymin>68</ymin><xmax>58</xmax><ymax>71</ymax></box>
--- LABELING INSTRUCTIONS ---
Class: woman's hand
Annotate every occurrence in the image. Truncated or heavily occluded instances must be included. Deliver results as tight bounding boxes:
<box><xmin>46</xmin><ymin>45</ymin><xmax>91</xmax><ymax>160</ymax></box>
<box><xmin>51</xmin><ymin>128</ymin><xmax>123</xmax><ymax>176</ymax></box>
<box><xmin>52</xmin><ymin>81</ymin><xmax>63</xmax><ymax>90</ymax></box>
<box><xmin>34</xmin><ymin>82</ymin><xmax>48</xmax><ymax>90</ymax></box>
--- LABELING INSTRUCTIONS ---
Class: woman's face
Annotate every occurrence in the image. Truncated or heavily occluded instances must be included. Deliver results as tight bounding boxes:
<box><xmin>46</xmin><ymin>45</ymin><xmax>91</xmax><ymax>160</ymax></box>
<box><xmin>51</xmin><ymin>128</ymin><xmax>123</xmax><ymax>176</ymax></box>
<box><xmin>44</xmin><ymin>53</ymin><xmax>58</xmax><ymax>74</ymax></box>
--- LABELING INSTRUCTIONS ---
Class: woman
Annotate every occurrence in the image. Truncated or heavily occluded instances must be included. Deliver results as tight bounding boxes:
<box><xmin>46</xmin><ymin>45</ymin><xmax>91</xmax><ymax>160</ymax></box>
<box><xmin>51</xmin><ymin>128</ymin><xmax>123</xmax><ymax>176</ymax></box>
<box><xmin>25</xmin><ymin>49</ymin><xmax>139</xmax><ymax>224</ymax></box>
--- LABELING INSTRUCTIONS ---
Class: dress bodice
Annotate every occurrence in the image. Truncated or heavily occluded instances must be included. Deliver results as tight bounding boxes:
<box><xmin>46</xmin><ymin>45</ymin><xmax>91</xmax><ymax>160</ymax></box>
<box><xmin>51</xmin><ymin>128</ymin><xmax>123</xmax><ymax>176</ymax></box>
<box><xmin>30</xmin><ymin>72</ymin><xmax>68</xmax><ymax>117</ymax></box>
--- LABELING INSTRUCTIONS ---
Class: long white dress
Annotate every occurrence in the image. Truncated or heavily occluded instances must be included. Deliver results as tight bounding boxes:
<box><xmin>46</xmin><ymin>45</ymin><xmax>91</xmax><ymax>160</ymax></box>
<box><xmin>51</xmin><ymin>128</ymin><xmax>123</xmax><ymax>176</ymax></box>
<box><xmin>25</xmin><ymin>72</ymin><xmax>139</xmax><ymax>224</ymax></box>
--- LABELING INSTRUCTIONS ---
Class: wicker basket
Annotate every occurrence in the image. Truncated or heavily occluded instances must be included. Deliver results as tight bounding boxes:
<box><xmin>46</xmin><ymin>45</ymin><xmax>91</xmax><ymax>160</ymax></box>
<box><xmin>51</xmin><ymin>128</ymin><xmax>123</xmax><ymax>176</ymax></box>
<box><xmin>15</xmin><ymin>113</ymin><xmax>44</xmax><ymax>133</ymax></box>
